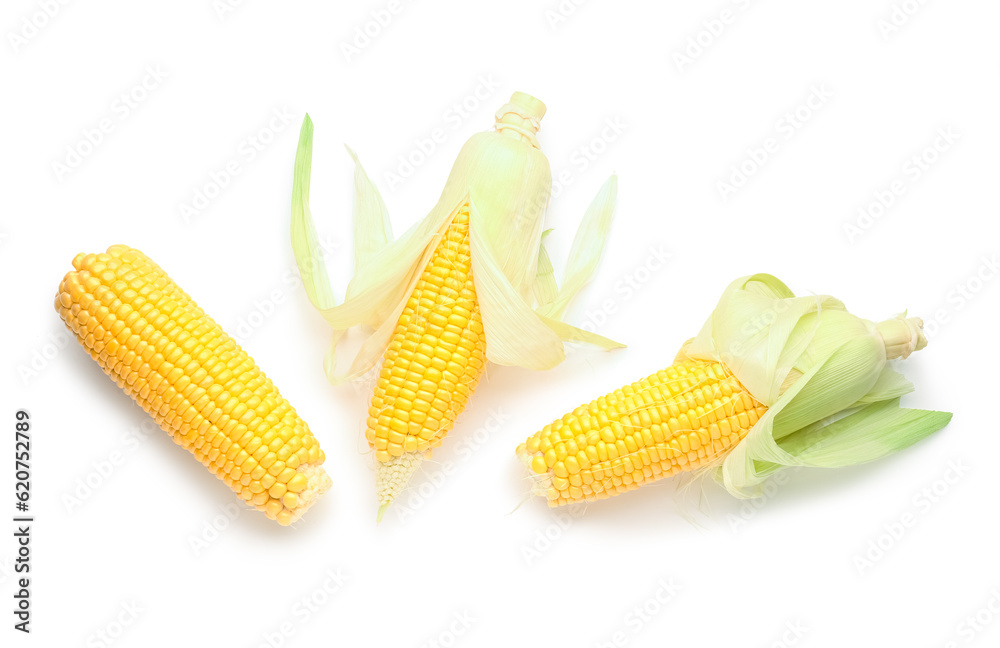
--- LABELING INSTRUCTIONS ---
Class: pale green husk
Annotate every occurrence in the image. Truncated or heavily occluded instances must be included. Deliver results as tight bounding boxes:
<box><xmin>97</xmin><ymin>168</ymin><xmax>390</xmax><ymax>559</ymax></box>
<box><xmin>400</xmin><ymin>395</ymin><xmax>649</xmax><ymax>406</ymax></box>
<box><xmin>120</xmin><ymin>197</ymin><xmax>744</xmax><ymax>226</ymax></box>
<box><xmin>681</xmin><ymin>274</ymin><xmax>952</xmax><ymax>497</ymax></box>
<box><xmin>290</xmin><ymin>95</ymin><xmax>623</xmax><ymax>384</ymax></box>
<box><xmin>532</xmin><ymin>229</ymin><xmax>558</xmax><ymax>308</ymax></box>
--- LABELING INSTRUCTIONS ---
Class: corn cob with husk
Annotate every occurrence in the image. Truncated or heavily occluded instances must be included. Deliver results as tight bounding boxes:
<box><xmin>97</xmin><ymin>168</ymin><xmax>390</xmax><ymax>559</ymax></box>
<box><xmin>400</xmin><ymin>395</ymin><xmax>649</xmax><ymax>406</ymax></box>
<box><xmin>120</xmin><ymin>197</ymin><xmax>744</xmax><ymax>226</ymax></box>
<box><xmin>517</xmin><ymin>274</ymin><xmax>952</xmax><ymax>506</ymax></box>
<box><xmin>56</xmin><ymin>245</ymin><xmax>331</xmax><ymax>525</ymax></box>
<box><xmin>291</xmin><ymin>92</ymin><xmax>623</xmax><ymax>520</ymax></box>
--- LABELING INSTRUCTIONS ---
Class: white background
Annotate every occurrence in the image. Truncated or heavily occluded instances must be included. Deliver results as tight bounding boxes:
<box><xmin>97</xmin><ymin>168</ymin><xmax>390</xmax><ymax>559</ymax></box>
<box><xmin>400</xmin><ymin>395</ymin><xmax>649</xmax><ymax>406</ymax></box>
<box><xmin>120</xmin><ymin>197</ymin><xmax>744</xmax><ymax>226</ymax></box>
<box><xmin>2</xmin><ymin>0</ymin><xmax>999</xmax><ymax>646</ymax></box>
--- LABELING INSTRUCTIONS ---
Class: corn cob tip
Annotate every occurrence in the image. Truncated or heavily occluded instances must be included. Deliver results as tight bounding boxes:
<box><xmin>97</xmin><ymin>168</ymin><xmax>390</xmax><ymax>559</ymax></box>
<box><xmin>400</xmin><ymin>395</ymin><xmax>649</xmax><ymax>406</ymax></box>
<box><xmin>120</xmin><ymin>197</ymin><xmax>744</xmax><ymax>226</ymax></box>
<box><xmin>375</xmin><ymin>451</ymin><xmax>425</xmax><ymax>521</ymax></box>
<box><xmin>495</xmin><ymin>92</ymin><xmax>546</xmax><ymax>148</ymax></box>
<box><xmin>877</xmin><ymin>316</ymin><xmax>927</xmax><ymax>360</ymax></box>
<box><xmin>506</xmin><ymin>91</ymin><xmax>546</xmax><ymax>121</ymax></box>
<box><xmin>278</xmin><ymin>463</ymin><xmax>333</xmax><ymax>526</ymax></box>
<box><xmin>515</xmin><ymin>443</ymin><xmax>552</xmax><ymax>502</ymax></box>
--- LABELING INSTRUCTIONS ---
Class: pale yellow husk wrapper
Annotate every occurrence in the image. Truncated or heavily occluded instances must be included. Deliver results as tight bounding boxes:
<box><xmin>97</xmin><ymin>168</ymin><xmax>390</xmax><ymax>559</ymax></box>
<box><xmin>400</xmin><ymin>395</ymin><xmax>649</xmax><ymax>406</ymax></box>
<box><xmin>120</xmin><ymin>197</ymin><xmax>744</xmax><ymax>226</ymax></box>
<box><xmin>290</xmin><ymin>93</ymin><xmax>623</xmax><ymax>387</ymax></box>
<box><xmin>679</xmin><ymin>274</ymin><xmax>952</xmax><ymax>497</ymax></box>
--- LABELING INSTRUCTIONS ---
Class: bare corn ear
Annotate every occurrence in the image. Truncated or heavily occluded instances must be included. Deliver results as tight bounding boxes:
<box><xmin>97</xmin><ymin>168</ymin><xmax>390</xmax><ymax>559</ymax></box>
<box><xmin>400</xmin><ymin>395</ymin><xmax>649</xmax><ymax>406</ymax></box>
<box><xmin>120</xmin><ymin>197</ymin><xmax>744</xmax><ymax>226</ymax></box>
<box><xmin>517</xmin><ymin>360</ymin><xmax>766</xmax><ymax>506</ymax></box>
<box><xmin>56</xmin><ymin>245</ymin><xmax>331</xmax><ymax>525</ymax></box>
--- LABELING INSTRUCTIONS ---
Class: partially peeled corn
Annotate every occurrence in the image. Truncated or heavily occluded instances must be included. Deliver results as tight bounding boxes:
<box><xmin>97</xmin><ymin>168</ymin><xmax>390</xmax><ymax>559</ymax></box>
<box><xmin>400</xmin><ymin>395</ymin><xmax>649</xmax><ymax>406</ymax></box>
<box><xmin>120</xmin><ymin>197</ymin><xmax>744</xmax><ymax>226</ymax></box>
<box><xmin>56</xmin><ymin>245</ymin><xmax>331</xmax><ymax>525</ymax></box>
<box><xmin>518</xmin><ymin>274</ymin><xmax>952</xmax><ymax>506</ymax></box>
<box><xmin>291</xmin><ymin>92</ymin><xmax>623</xmax><ymax>520</ymax></box>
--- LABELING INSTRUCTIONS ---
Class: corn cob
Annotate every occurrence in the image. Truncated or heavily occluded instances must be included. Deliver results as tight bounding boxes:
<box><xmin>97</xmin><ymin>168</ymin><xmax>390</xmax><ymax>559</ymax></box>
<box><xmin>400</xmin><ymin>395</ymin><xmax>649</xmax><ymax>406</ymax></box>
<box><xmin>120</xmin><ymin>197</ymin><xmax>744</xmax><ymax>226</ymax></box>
<box><xmin>55</xmin><ymin>245</ymin><xmax>331</xmax><ymax>525</ymax></box>
<box><xmin>517</xmin><ymin>275</ymin><xmax>952</xmax><ymax>506</ymax></box>
<box><xmin>368</xmin><ymin>204</ymin><xmax>487</xmax><ymax>513</ymax></box>
<box><xmin>292</xmin><ymin>92</ymin><xmax>623</xmax><ymax>521</ymax></box>
<box><xmin>518</xmin><ymin>360</ymin><xmax>767</xmax><ymax>506</ymax></box>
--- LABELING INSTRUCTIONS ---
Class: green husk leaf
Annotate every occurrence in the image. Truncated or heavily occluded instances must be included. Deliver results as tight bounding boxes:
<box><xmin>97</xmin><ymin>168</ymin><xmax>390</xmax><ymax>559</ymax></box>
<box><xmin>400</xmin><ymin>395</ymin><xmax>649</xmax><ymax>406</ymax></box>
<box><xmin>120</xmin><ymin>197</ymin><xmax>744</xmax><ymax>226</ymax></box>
<box><xmin>291</xmin><ymin>120</ymin><xmax>456</xmax><ymax>382</ymax></box>
<box><xmin>538</xmin><ymin>315</ymin><xmax>626</xmax><ymax>350</ymax></box>
<box><xmin>469</xmin><ymin>200</ymin><xmax>566</xmax><ymax>370</ymax></box>
<box><xmin>291</xmin><ymin>114</ymin><xmax>336</xmax><ymax>310</ymax></box>
<box><xmin>533</xmin><ymin>229</ymin><xmax>558</xmax><ymax>309</ymax></box>
<box><xmin>345</xmin><ymin>145</ymin><xmax>394</xmax><ymax>271</ymax></box>
<box><xmin>456</xmin><ymin>131</ymin><xmax>551</xmax><ymax>295</ymax></box>
<box><xmin>769</xmin><ymin>319</ymin><xmax>886</xmax><ymax>439</ymax></box>
<box><xmin>538</xmin><ymin>175</ymin><xmax>618</xmax><ymax>319</ymax></box>
<box><xmin>686</xmin><ymin>274</ymin><xmax>953</xmax><ymax>497</ymax></box>
<box><xmin>329</xmin><ymin>206</ymin><xmax>454</xmax><ymax>381</ymax></box>
<box><xmin>328</xmin><ymin>212</ymin><xmax>448</xmax><ymax>330</ymax></box>
<box><xmin>322</xmin><ymin>330</ymin><xmax>348</xmax><ymax>385</ymax></box>
<box><xmin>775</xmin><ymin>398</ymin><xmax>952</xmax><ymax>468</ymax></box>
<box><xmin>685</xmin><ymin>274</ymin><xmax>845</xmax><ymax>404</ymax></box>
<box><xmin>854</xmin><ymin>366</ymin><xmax>914</xmax><ymax>404</ymax></box>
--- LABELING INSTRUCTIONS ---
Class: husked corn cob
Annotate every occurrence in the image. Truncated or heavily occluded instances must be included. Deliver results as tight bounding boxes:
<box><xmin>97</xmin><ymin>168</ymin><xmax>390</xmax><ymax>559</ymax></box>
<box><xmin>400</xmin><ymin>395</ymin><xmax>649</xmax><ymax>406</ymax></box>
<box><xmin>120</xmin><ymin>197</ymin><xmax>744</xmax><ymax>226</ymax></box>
<box><xmin>517</xmin><ymin>360</ymin><xmax>767</xmax><ymax>506</ymax></box>
<box><xmin>55</xmin><ymin>245</ymin><xmax>331</xmax><ymax>525</ymax></box>
<box><xmin>370</xmin><ymin>204</ymin><xmax>487</xmax><ymax>512</ymax></box>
